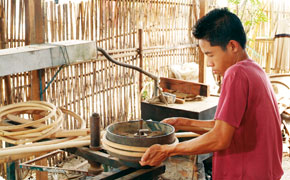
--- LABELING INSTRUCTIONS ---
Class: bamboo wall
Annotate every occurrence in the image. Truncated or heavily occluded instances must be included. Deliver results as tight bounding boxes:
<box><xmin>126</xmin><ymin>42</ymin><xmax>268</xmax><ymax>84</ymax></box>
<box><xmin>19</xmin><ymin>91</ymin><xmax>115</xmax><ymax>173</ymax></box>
<box><xmin>0</xmin><ymin>0</ymin><xmax>199</xmax><ymax>128</ymax></box>
<box><xmin>1</xmin><ymin>0</ymin><xmax>200</xmax><ymax>178</ymax></box>
<box><xmin>0</xmin><ymin>0</ymin><xmax>289</xmax><ymax>178</ymax></box>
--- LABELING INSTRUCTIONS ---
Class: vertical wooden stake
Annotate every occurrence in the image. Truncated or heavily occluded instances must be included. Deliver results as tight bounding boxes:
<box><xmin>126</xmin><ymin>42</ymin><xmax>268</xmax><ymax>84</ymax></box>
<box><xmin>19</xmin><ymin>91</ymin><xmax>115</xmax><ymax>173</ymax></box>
<box><xmin>198</xmin><ymin>0</ymin><xmax>207</xmax><ymax>83</ymax></box>
<box><xmin>138</xmin><ymin>29</ymin><xmax>143</xmax><ymax>93</ymax></box>
<box><xmin>0</xmin><ymin>3</ymin><xmax>7</xmax><ymax>49</ymax></box>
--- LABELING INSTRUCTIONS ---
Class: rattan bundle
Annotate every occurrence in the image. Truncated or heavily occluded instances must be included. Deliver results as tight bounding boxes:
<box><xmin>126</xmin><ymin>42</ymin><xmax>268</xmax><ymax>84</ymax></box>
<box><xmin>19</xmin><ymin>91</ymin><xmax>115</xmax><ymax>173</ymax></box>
<box><xmin>0</xmin><ymin>101</ymin><xmax>85</xmax><ymax>145</ymax></box>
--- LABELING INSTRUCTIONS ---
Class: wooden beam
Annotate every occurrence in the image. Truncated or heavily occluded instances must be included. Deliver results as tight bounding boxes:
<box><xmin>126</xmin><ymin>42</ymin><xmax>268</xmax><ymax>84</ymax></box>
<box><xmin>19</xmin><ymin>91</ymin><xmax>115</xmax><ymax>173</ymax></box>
<box><xmin>159</xmin><ymin>77</ymin><xmax>209</xmax><ymax>97</ymax></box>
<box><xmin>0</xmin><ymin>41</ymin><xmax>97</xmax><ymax>77</ymax></box>
<box><xmin>198</xmin><ymin>0</ymin><xmax>207</xmax><ymax>83</ymax></box>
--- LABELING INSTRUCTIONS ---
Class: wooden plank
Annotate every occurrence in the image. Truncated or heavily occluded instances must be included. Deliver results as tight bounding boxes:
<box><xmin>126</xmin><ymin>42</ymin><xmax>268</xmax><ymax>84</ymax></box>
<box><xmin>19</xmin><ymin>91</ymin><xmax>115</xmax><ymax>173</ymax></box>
<box><xmin>159</xmin><ymin>77</ymin><xmax>209</xmax><ymax>97</ymax></box>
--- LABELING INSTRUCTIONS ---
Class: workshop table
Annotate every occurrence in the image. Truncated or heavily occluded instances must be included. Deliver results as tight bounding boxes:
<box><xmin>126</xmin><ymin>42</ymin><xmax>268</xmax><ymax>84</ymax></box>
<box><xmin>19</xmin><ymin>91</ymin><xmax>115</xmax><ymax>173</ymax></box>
<box><xmin>141</xmin><ymin>96</ymin><xmax>219</xmax><ymax>121</ymax></box>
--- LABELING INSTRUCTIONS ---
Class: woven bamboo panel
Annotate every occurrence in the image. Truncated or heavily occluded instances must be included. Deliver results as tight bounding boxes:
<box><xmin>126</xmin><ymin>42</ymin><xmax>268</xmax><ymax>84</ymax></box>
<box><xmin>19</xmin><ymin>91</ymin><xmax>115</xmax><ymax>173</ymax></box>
<box><xmin>0</xmin><ymin>0</ymin><xmax>199</xmax><ymax>125</ymax></box>
<box><xmin>0</xmin><ymin>0</ymin><xmax>289</xmax><ymax>178</ymax></box>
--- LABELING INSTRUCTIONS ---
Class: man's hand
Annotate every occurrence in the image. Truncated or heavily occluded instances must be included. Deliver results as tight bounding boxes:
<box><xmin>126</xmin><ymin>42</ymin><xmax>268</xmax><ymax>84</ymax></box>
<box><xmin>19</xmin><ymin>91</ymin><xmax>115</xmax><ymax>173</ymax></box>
<box><xmin>139</xmin><ymin>144</ymin><xmax>169</xmax><ymax>166</ymax></box>
<box><xmin>161</xmin><ymin>117</ymin><xmax>178</xmax><ymax>126</ymax></box>
<box><xmin>161</xmin><ymin>117</ymin><xmax>181</xmax><ymax>132</ymax></box>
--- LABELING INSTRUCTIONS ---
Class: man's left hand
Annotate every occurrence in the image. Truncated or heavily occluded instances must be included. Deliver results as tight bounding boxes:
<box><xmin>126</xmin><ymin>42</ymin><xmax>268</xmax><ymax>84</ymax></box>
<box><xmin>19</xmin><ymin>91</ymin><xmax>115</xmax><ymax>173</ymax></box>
<box><xmin>139</xmin><ymin>144</ymin><xmax>169</xmax><ymax>166</ymax></box>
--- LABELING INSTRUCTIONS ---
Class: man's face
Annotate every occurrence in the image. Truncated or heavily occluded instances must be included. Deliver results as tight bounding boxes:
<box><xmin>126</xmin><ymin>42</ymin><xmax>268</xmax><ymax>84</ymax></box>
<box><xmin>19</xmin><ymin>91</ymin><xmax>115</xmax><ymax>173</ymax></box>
<box><xmin>199</xmin><ymin>39</ymin><xmax>235</xmax><ymax>76</ymax></box>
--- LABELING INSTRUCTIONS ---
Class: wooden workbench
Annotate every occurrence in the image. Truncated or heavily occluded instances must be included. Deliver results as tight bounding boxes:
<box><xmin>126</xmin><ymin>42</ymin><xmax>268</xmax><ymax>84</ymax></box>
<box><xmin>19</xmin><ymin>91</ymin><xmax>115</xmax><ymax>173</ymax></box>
<box><xmin>141</xmin><ymin>96</ymin><xmax>219</xmax><ymax>121</ymax></box>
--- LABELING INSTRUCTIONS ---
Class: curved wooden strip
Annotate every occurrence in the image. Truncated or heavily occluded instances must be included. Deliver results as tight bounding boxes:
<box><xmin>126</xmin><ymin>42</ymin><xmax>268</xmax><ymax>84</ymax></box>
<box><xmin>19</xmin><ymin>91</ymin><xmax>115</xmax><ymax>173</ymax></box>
<box><xmin>60</xmin><ymin>107</ymin><xmax>86</xmax><ymax>129</ymax></box>
<box><xmin>101</xmin><ymin>133</ymin><xmax>179</xmax><ymax>157</ymax></box>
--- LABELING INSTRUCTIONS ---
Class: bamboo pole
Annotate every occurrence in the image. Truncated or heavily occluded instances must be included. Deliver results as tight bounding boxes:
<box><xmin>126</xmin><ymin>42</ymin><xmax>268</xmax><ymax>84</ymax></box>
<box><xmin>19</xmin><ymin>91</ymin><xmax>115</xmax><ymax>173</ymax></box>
<box><xmin>0</xmin><ymin>139</ymin><xmax>90</xmax><ymax>157</ymax></box>
<box><xmin>69</xmin><ymin>2</ymin><xmax>73</xmax><ymax>40</ymax></box>
<box><xmin>80</xmin><ymin>1</ymin><xmax>84</xmax><ymax>40</ymax></box>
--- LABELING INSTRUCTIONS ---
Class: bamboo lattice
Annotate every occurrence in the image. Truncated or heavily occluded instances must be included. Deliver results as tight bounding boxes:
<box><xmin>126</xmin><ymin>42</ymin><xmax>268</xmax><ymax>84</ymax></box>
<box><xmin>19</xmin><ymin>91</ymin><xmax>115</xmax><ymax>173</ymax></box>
<box><xmin>0</xmin><ymin>0</ymin><xmax>289</xmax><ymax>178</ymax></box>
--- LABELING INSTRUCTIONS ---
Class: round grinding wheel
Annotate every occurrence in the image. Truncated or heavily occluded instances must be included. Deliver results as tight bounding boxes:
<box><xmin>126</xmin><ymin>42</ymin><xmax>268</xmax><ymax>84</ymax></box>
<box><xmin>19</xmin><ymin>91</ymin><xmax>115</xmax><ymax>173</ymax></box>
<box><xmin>104</xmin><ymin>120</ymin><xmax>175</xmax><ymax>167</ymax></box>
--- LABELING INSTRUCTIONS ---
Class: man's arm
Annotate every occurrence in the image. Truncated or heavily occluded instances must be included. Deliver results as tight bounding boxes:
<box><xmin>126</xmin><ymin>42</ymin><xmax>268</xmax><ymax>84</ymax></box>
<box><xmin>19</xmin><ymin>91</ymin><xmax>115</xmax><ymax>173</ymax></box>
<box><xmin>140</xmin><ymin>120</ymin><xmax>235</xmax><ymax>166</ymax></box>
<box><xmin>162</xmin><ymin>117</ymin><xmax>215</xmax><ymax>134</ymax></box>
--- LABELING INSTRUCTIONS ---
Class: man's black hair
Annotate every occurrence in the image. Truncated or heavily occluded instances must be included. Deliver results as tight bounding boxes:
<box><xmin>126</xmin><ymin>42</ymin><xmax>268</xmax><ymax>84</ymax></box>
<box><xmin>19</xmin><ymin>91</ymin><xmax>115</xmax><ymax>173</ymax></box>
<box><xmin>193</xmin><ymin>7</ymin><xmax>247</xmax><ymax>50</ymax></box>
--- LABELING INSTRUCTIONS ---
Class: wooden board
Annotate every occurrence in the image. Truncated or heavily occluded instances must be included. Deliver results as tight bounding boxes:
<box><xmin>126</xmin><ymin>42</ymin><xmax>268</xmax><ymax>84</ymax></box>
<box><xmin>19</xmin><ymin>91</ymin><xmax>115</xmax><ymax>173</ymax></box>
<box><xmin>141</xmin><ymin>96</ymin><xmax>219</xmax><ymax>121</ymax></box>
<box><xmin>159</xmin><ymin>77</ymin><xmax>210</xmax><ymax>97</ymax></box>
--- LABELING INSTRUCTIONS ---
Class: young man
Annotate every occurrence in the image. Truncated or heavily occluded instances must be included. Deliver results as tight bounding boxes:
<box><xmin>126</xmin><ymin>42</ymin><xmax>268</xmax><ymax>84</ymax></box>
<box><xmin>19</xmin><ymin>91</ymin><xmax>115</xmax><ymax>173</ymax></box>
<box><xmin>139</xmin><ymin>8</ymin><xmax>283</xmax><ymax>180</ymax></box>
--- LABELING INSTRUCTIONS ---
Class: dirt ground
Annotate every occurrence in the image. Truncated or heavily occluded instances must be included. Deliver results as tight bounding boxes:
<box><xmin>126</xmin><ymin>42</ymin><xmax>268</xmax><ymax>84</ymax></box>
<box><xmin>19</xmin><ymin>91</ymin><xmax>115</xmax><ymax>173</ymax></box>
<box><xmin>282</xmin><ymin>153</ymin><xmax>290</xmax><ymax>180</ymax></box>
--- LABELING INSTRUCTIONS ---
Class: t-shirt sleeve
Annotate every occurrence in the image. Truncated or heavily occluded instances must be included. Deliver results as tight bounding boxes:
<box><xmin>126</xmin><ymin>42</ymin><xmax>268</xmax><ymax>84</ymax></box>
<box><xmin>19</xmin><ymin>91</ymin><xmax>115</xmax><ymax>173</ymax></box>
<box><xmin>214</xmin><ymin>69</ymin><xmax>248</xmax><ymax>128</ymax></box>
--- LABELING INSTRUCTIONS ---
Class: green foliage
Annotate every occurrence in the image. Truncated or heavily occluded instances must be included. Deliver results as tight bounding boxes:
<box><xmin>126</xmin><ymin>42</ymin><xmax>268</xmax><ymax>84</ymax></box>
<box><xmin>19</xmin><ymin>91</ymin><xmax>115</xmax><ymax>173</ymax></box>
<box><xmin>229</xmin><ymin>0</ymin><xmax>241</xmax><ymax>4</ymax></box>
<box><xmin>227</xmin><ymin>0</ymin><xmax>268</xmax><ymax>34</ymax></box>
<box><xmin>141</xmin><ymin>90</ymin><xmax>148</xmax><ymax>100</ymax></box>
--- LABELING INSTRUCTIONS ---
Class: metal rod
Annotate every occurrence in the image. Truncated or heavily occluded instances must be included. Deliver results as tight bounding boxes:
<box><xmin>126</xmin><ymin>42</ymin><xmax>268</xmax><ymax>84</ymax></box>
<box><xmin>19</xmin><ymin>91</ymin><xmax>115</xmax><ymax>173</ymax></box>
<box><xmin>89</xmin><ymin>113</ymin><xmax>103</xmax><ymax>175</ymax></box>
<box><xmin>97</xmin><ymin>47</ymin><xmax>159</xmax><ymax>96</ymax></box>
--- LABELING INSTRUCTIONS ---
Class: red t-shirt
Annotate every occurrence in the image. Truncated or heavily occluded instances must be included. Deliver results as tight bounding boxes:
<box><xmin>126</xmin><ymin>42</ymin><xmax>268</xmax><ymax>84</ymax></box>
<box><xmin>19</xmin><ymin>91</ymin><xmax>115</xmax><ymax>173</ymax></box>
<box><xmin>213</xmin><ymin>59</ymin><xmax>283</xmax><ymax>180</ymax></box>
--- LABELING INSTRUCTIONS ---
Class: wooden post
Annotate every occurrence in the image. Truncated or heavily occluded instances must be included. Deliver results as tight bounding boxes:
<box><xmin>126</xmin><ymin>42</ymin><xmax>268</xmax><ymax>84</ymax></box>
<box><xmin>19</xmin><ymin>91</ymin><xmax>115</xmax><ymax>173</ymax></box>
<box><xmin>198</xmin><ymin>0</ymin><xmax>207</xmax><ymax>83</ymax></box>
<box><xmin>0</xmin><ymin>4</ymin><xmax>12</xmax><ymax>105</ymax></box>
<box><xmin>24</xmin><ymin>0</ymin><xmax>45</xmax><ymax>102</ymax></box>
<box><xmin>24</xmin><ymin>0</ymin><xmax>48</xmax><ymax>179</ymax></box>
<box><xmin>0</xmin><ymin>3</ymin><xmax>7</xmax><ymax>49</ymax></box>
<box><xmin>1</xmin><ymin>4</ymin><xmax>15</xmax><ymax>179</ymax></box>
<box><xmin>138</xmin><ymin>29</ymin><xmax>143</xmax><ymax>93</ymax></box>
<box><xmin>4</xmin><ymin>76</ymin><xmax>12</xmax><ymax>104</ymax></box>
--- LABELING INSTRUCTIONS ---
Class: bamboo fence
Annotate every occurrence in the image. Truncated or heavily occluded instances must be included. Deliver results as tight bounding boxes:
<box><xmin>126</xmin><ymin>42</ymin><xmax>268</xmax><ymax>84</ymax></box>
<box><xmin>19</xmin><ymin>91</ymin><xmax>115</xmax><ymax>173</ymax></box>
<box><xmin>0</xmin><ymin>0</ymin><xmax>289</xmax><ymax>178</ymax></box>
<box><xmin>0</xmin><ymin>0</ymin><xmax>199</xmax><ymax>177</ymax></box>
<box><xmin>0</xmin><ymin>0</ymin><xmax>198</xmax><ymax>125</ymax></box>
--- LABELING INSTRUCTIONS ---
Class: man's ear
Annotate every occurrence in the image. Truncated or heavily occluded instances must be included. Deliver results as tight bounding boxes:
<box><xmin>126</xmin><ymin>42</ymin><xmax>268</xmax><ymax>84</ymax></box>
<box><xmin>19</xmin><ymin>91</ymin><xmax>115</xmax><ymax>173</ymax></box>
<box><xmin>227</xmin><ymin>40</ymin><xmax>240</xmax><ymax>52</ymax></box>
